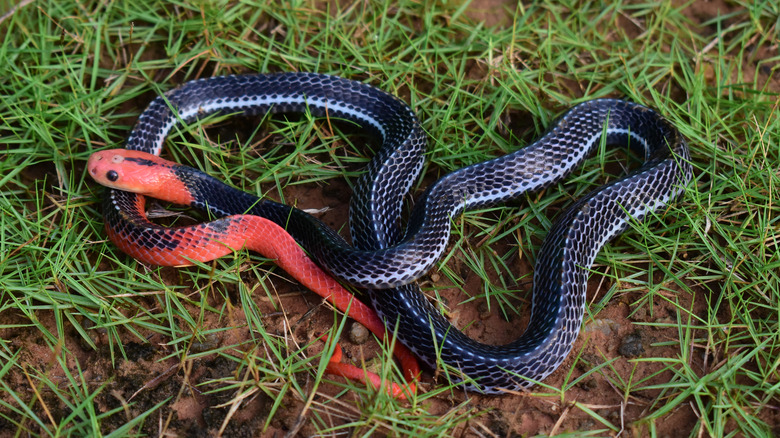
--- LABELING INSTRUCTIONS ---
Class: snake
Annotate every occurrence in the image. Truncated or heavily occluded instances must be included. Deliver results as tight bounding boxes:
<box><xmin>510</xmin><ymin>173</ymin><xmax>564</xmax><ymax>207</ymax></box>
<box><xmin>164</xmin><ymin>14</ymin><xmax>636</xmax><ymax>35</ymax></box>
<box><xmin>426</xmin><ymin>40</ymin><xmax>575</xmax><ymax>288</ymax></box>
<box><xmin>89</xmin><ymin>72</ymin><xmax>692</xmax><ymax>394</ymax></box>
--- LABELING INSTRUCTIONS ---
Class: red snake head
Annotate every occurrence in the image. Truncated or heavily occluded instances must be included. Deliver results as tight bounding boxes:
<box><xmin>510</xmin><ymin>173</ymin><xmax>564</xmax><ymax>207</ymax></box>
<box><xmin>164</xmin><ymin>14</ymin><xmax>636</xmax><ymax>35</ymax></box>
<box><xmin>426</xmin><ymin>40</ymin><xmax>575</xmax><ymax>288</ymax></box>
<box><xmin>87</xmin><ymin>149</ymin><xmax>194</xmax><ymax>205</ymax></box>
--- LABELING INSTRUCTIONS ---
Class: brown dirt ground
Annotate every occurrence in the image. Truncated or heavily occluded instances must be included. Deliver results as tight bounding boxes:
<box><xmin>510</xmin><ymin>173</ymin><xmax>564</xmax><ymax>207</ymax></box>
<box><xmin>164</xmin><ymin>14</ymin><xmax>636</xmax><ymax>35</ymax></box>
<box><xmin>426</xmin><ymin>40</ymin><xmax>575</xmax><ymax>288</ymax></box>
<box><xmin>3</xmin><ymin>0</ymin><xmax>780</xmax><ymax>437</ymax></box>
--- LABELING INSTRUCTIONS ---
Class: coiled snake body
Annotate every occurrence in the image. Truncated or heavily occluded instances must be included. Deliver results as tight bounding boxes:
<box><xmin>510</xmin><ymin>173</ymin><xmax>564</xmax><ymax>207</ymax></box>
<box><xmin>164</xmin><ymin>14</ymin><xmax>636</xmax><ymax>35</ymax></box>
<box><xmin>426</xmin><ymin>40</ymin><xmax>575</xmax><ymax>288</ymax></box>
<box><xmin>98</xmin><ymin>73</ymin><xmax>692</xmax><ymax>393</ymax></box>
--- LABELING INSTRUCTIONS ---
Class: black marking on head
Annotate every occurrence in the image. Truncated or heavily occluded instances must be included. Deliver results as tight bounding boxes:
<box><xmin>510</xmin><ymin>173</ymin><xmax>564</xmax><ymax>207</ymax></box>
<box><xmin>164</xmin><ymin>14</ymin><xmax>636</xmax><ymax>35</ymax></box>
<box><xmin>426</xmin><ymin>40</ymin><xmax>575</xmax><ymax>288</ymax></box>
<box><xmin>106</xmin><ymin>170</ymin><xmax>119</xmax><ymax>182</ymax></box>
<box><xmin>125</xmin><ymin>157</ymin><xmax>160</xmax><ymax>167</ymax></box>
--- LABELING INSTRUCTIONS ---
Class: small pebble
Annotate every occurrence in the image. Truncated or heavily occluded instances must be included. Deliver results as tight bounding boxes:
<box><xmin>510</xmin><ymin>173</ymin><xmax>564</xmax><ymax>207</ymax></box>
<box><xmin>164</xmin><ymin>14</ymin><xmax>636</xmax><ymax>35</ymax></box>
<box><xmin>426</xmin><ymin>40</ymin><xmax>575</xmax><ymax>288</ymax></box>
<box><xmin>349</xmin><ymin>322</ymin><xmax>370</xmax><ymax>345</ymax></box>
<box><xmin>477</xmin><ymin>302</ymin><xmax>492</xmax><ymax>320</ymax></box>
<box><xmin>631</xmin><ymin>305</ymin><xmax>647</xmax><ymax>321</ymax></box>
<box><xmin>191</xmin><ymin>333</ymin><xmax>221</xmax><ymax>353</ymax></box>
<box><xmin>579</xmin><ymin>377</ymin><xmax>598</xmax><ymax>391</ymax></box>
<box><xmin>618</xmin><ymin>332</ymin><xmax>644</xmax><ymax>357</ymax></box>
<box><xmin>582</xmin><ymin>318</ymin><xmax>619</xmax><ymax>337</ymax></box>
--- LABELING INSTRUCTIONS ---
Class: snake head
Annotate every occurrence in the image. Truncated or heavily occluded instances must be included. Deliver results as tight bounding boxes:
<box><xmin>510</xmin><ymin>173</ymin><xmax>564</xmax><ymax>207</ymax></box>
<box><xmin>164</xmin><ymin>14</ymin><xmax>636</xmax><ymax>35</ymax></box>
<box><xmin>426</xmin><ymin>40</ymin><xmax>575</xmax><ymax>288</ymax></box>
<box><xmin>87</xmin><ymin>149</ymin><xmax>194</xmax><ymax>205</ymax></box>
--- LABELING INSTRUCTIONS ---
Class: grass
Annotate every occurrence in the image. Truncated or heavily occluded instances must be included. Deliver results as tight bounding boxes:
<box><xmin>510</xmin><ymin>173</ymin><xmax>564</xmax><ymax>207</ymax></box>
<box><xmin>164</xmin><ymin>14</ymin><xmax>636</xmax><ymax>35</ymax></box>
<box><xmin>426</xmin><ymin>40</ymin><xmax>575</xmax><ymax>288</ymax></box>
<box><xmin>1</xmin><ymin>0</ymin><xmax>778</xmax><ymax>436</ymax></box>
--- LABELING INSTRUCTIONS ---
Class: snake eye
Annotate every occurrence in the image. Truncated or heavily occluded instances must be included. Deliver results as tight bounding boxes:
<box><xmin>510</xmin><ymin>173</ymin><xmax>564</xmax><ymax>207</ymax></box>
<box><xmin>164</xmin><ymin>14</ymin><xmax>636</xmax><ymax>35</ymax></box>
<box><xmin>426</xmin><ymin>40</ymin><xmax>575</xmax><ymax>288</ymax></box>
<box><xmin>106</xmin><ymin>170</ymin><xmax>119</xmax><ymax>182</ymax></box>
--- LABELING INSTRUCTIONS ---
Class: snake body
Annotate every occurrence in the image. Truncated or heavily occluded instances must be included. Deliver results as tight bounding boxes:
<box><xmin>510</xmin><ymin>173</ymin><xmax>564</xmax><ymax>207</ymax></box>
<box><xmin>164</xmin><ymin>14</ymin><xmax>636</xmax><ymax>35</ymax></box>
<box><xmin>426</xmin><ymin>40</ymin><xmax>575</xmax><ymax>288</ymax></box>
<box><xmin>99</xmin><ymin>73</ymin><xmax>692</xmax><ymax>393</ymax></box>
